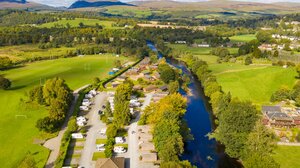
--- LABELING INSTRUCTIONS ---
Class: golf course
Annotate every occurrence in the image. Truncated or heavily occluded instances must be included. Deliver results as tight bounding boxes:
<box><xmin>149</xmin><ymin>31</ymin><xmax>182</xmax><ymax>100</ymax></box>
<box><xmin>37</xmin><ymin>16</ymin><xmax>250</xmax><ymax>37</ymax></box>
<box><xmin>0</xmin><ymin>54</ymin><xmax>130</xmax><ymax>168</ymax></box>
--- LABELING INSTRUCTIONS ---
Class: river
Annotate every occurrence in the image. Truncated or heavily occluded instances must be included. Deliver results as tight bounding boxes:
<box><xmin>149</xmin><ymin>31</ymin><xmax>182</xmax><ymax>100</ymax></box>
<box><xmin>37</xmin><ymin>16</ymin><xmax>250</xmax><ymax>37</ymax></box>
<box><xmin>147</xmin><ymin>42</ymin><xmax>238</xmax><ymax>168</ymax></box>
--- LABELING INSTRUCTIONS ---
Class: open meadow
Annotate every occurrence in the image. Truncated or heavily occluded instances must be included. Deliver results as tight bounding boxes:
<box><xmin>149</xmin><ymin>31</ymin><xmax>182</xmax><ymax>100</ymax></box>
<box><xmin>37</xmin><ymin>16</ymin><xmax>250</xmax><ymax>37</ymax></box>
<box><xmin>0</xmin><ymin>55</ymin><xmax>130</xmax><ymax>168</ymax></box>
<box><xmin>273</xmin><ymin>146</ymin><xmax>300</xmax><ymax>168</ymax></box>
<box><xmin>37</xmin><ymin>18</ymin><xmax>119</xmax><ymax>29</ymax></box>
<box><xmin>210</xmin><ymin>64</ymin><xmax>297</xmax><ymax>105</ymax></box>
<box><xmin>229</xmin><ymin>34</ymin><xmax>257</xmax><ymax>42</ymax></box>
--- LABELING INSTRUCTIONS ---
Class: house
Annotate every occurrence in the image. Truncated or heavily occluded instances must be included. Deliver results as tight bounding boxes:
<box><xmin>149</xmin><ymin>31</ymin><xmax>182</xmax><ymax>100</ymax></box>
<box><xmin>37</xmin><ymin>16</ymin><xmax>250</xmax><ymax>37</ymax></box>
<box><xmin>175</xmin><ymin>41</ymin><xmax>186</xmax><ymax>44</ymax></box>
<box><xmin>293</xmin><ymin>117</ymin><xmax>300</xmax><ymax>126</ymax></box>
<box><xmin>258</xmin><ymin>44</ymin><xmax>273</xmax><ymax>51</ymax></box>
<box><xmin>141</xmin><ymin>153</ymin><xmax>158</xmax><ymax>162</ymax></box>
<box><xmin>142</xmin><ymin>70</ymin><xmax>151</xmax><ymax>76</ymax></box>
<box><xmin>144</xmin><ymin>74</ymin><xmax>155</xmax><ymax>81</ymax></box>
<box><xmin>153</xmin><ymin>72</ymin><xmax>160</xmax><ymax>80</ymax></box>
<box><xmin>159</xmin><ymin>85</ymin><xmax>168</xmax><ymax>92</ymax></box>
<box><xmin>140</xmin><ymin>57</ymin><xmax>151</xmax><ymax>65</ymax></box>
<box><xmin>133</xmin><ymin>85</ymin><xmax>143</xmax><ymax>91</ymax></box>
<box><xmin>197</xmin><ymin>44</ymin><xmax>210</xmax><ymax>47</ymax></box>
<box><xmin>143</xmin><ymin>85</ymin><xmax>158</xmax><ymax>92</ymax></box>
<box><xmin>96</xmin><ymin>157</ymin><xmax>125</xmax><ymax>168</ymax></box>
<box><xmin>262</xmin><ymin>106</ymin><xmax>294</xmax><ymax>127</ymax></box>
<box><xmin>112</xmin><ymin>81</ymin><xmax>121</xmax><ymax>88</ymax></box>
<box><xmin>116</xmin><ymin>76</ymin><xmax>127</xmax><ymax>82</ymax></box>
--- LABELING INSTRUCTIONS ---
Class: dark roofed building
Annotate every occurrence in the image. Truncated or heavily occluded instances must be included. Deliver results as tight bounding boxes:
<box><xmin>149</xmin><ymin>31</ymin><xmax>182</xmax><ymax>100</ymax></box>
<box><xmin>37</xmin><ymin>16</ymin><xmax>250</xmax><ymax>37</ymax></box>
<box><xmin>96</xmin><ymin>157</ymin><xmax>125</xmax><ymax>168</ymax></box>
<box><xmin>262</xmin><ymin>105</ymin><xmax>294</xmax><ymax>127</ymax></box>
<box><xmin>159</xmin><ymin>85</ymin><xmax>168</xmax><ymax>92</ymax></box>
<box><xmin>262</xmin><ymin>105</ymin><xmax>281</xmax><ymax>114</ymax></box>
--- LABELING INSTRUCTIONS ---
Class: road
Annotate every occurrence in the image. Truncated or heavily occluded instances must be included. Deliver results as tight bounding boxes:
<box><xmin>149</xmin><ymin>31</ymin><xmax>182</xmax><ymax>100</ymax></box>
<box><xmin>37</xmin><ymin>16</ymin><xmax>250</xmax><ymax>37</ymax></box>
<box><xmin>128</xmin><ymin>93</ymin><xmax>153</xmax><ymax>168</ymax></box>
<box><xmin>44</xmin><ymin>85</ymin><xmax>90</xmax><ymax>168</ymax></box>
<box><xmin>79</xmin><ymin>92</ymin><xmax>108</xmax><ymax>168</ymax></box>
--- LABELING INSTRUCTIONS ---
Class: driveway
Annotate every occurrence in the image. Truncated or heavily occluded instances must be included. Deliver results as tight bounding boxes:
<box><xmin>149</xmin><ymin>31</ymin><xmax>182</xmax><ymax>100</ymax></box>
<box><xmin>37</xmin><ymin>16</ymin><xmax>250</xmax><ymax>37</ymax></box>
<box><xmin>44</xmin><ymin>85</ymin><xmax>90</xmax><ymax>168</ymax></box>
<box><xmin>79</xmin><ymin>92</ymin><xmax>108</xmax><ymax>168</ymax></box>
<box><xmin>127</xmin><ymin>93</ymin><xmax>153</xmax><ymax>168</ymax></box>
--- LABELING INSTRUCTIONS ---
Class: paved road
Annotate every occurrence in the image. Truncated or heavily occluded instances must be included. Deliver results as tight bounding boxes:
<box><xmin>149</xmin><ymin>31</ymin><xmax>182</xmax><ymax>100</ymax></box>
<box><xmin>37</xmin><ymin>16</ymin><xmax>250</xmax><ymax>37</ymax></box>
<box><xmin>79</xmin><ymin>92</ymin><xmax>108</xmax><ymax>168</ymax></box>
<box><xmin>278</xmin><ymin>142</ymin><xmax>300</xmax><ymax>146</ymax></box>
<box><xmin>44</xmin><ymin>85</ymin><xmax>90</xmax><ymax>168</ymax></box>
<box><xmin>128</xmin><ymin>93</ymin><xmax>153</xmax><ymax>168</ymax></box>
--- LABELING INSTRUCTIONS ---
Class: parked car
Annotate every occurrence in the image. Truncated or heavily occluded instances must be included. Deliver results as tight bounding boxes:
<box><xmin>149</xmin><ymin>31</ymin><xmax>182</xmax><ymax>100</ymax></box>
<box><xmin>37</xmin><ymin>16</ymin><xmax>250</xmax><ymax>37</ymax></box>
<box><xmin>98</xmin><ymin>110</ymin><xmax>103</xmax><ymax>115</ymax></box>
<box><xmin>114</xmin><ymin>146</ymin><xmax>126</xmax><ymax>154</ymax></box>
<box><xmin>71</xmin><ymin>133</ymin><xmax>84</xmax><ymax>139</ymax></box>
<box><xmin>80</xmin><ymin>106</ymin><xmax>89</xmax><ymax>111</ymax></box>
<box><xmin>115</xmin><ymin>137</ymin><xmax>125</xmax><ymax>144</ymax></box>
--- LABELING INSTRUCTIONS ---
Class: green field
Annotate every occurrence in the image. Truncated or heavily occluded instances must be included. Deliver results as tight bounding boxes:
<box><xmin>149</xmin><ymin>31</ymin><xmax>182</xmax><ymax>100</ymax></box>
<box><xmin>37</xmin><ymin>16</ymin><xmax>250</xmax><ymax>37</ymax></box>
<box><xmin>0</xmin><ymin>44</ymin><xmax>77</xmax><ymax>62</ymax></box>
<box><xmin>38</xmin><ymin>18</ymin><xmax>119</xmax><ymax>29</ymax></box>
<box><xmin>211</xmin><ymin>64</ymin><xmax>297</xmax><ymax>104</ymax></box>
<box><xmin>273</xmin><ymin>146</ymin><xmax>300</xmax><ymax>168</ymax></box>
<box><xmin>229</xmin><ymin>34</ymin><xmax>257</xmax><ymax>42</ymax></box>
<box><xmin>169</xmin><ymin>44</ymin><xmax>239</xmax><ymax>55</ymax></box>
<box><xmin>0</xmin><ymin>55</ymin><xmax>129</xmax><ymax>168</ymax></box>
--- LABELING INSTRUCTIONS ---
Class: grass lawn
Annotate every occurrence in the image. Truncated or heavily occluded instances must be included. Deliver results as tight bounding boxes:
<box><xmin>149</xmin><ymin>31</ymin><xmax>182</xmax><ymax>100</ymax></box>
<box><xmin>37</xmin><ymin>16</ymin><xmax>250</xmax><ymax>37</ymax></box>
<box><xmin>273</xmin><ymin>146</ymin><xmax>300</xmax><ymax>168</ymax></box>
<box><xmin>0</xmin><ymin>55</ymin><xmax>130</xmax><ymax>168</ymax></box>
<box><xmin>212</xmin><ymin>64</ymin><xmax>297</xmax><ymax>104</ymax></box>
<box><xmin>92</xmin><ymin>152</ymin><xmax>106</xmax><ymax>161</ymax></box>
<box><xmin>37</xmin><ymin>18</ymin><xmax>119</xmax><ymax>29</ymax></box>
<box><xmin>115</xmin><ymin>143</ymin><xmax>128</xmax><ymax>150</ymax></box>
<box><xmin>96</xmin><ymin>139</ymin><xmax>107</xmax><ymax>144</ymax></box>
<box><xmin>229</xmin><ymin>34</ymin><xmax>257</xmax><ymax>42</ymax></box>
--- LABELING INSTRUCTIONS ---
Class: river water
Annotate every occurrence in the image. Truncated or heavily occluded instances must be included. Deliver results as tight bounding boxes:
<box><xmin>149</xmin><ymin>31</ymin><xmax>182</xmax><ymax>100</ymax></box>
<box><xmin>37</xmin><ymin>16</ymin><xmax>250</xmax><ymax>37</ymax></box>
<box><xmin>147</xmin><ymin>42</ymin><xmax>238</xmax><ymax>168</ymax></box>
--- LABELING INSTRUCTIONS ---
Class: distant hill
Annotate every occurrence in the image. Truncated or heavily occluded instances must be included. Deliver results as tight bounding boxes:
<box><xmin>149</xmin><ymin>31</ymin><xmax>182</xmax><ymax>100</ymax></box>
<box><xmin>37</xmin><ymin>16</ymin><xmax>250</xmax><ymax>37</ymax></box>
<box><xmin>0</xmin><ymin>0</ymin><xmax>53</xmax><ymax>9</ymax></box>
<box><xmin>69</xmin><ymin>0</ymin><xmax>134</xmax><ymax>9</ymax></box>
<box><xmin>130</xmin><ymin>0</ymin><xmax>300</xmax><ymax>12</ymax></box>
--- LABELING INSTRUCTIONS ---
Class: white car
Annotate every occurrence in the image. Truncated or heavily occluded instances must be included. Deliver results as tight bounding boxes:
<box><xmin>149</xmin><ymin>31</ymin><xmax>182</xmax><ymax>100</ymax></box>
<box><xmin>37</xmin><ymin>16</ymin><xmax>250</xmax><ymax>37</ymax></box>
<box><xmin>85</xmin><ymin>94</ymin><xmax>93</xmax><ymax>99</ymax></box>
<box><xmin>71</xmin><ymin>133</ymin><xmax>84</xmax><ymax>139</ymax></box>
<box><xmin>114</xmin><ymin>146</ymin><xmax>126</xmax><ymax>154</ymax></box>
<box><xmin>115</xmin><ymin>137</ymin><xmax>125</xmax><ymax>144</ymax></box>
<box><xmin>82</xmin><ymin>99</ymin><xmax>90</xmax><ymax>103</ymax></box>
<box><xmin>79</xmin><ymin>106</ymin><xmax>89</xmax><ymax>111</ymax></box>
<box><xmin>96</xmin><ymin>144</ymin><xmax>105</xmax><ymax>151</ymax></box>
<box><xmin>76</xmin><ymin>121</ymin><xmax>86</xmax><ymax>127</ymax></box>
<box><xmin>77</xmin><ymin>116</ymin><xmax>87</xmax><ymax>122</ymax></box>
<box><xmin>82</xmin><ymin>102</ymin><xmax>91</xmax><ymax>106</ymax></box>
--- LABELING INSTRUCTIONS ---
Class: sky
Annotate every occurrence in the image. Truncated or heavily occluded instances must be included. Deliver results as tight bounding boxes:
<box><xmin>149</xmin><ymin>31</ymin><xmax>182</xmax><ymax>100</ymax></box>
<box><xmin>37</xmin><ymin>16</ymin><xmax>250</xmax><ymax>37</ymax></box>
<box><xmin>27</xmin><ymin>0</ymin><xmax>300</xmax><ymax>7</ymax></box>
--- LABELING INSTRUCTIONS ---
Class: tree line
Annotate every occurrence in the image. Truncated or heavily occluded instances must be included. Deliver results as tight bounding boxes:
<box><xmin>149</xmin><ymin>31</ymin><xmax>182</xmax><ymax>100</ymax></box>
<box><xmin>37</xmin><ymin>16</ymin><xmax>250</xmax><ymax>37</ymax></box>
<box><xmin>178</xmin><ymin>54</ymin><xmax>279</xmax><ymax>168</ymax></box>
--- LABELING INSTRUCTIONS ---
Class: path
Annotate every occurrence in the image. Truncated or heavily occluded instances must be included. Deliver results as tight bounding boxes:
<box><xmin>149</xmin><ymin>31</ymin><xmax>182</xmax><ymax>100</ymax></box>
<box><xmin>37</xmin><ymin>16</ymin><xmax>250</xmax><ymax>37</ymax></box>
<box><xmin>214</xmin><ymin>66</ymin><xmax>268</xmax><ymax>75</ymax></box>
<box><xmin>128</xmin><ymin>93</ymin><xmax>153</xmax><ymax>168</ymax></box>
<box><xmin>44</xmin><ymin>84</ymin><xmax>90</xmax><ymax>168</ymax></box>
<box><xmin>278</xmin><ymin>142</ymin><xmax>300</xmax><ymax>146</ymax></box>
<box><xmin>79</xmin><ymin>92</ymin><xmax>108</xmax><ymax>168</ymax></box>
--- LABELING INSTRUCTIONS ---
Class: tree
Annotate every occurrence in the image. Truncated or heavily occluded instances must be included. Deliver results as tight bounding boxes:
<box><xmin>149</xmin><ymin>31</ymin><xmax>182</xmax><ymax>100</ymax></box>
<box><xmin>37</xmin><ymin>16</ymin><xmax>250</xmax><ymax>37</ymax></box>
<box><xmin>296</xmin><ymin>64</ymin><xmax>300</xmax><ymax>78</ymax></box>
<box><xmin>104</xmin><ymin>101</ymin><xmax>113</xmax><ymax>118</ymax></box>
<box><xmin>168</xmin><ymin>81</ymin><xmax>179</xmax><ymax>94</ymax></box>
<box><xmin>244</xmin><ymin>56</ymin><xmax>252</xmax><ymax>65</ymax></box>
<box><xmin>106</xmin><ymin>124</ymin><xmax>118</xmax><ymax>139</ymax></box>
<box><xmin>270</xmin><ymin>86</ymin><xmax>291</xmax><ymax>102</ymax></box>
<box><xmin>0</xmin><ymin>57</ymin><xmax>13</xmax><ymax>69</ymax></box>
<box><xmin>243</xmin><ymin>153</ymin><xmax>279</xmax><ymax>168</ymax></box>
<box><xmin>78</xmin><ymin>22</ymin><xmax>84</xmax><ymax>28</ymax></box>
<box><xmin>158</xmin><ymin>63</ymin><xmax>177</xmax><ymax>84</ymax></box>
<box><xmin>0</xmin><ymin>76</ymin><xmax>11</xmax><ymax>90</ymax></box>
<box><xmin>273</xmin><ymin>50</ymin><xmax>279</xmax><ymax>57</ymax></box>
<box><xmin>93</xmin><ymin>77</ymin><xmax>100</xmax><ymax>87</ymax></box>
<box><xmin>212</xmin><ymin>100</ymin><xmax>259</xmax><ymax>158</ymax></box>
<box><xmin>113</xmin><ymin>60</ymin><xmax>122</xmax><ymax>68</ymax></box>
<box><xmin>113</xmin><ymin>83</ymin><xmax>132</xmax><ymax>126</ymax></box>
<box><xmin>29</xmin><ymin>86</ymin><xmax>44</xmax><ymax>104</ymax></box>
<box><xmin>150</xmin><ymin>54</ymin><xmax>158</xmax><ymax>64</ymax></box>
<box><xmin>252</xmin><ymin>47</ymin><xmax>262</xmax><ymax>58</ymax></box>
<box><xmin>36</xmin><ymin>117</ymin><xmax>58</xmax><ymax>133</ymax></box>
<box><xmin>256</xmin><ymin>31</ymin><xmax>272</xmax><ymax>43</ymax></box>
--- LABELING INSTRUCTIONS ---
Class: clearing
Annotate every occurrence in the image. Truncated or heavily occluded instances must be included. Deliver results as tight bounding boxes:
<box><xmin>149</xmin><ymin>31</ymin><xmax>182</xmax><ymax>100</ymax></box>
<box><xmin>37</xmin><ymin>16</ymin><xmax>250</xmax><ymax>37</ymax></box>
<box><xmin>229</xmin><ymin>34</ymin><xmax>257</xmax><ymax>42</ymax></box>
<box><xmin>273</xmin><ymin>146</ymin><xmax>300</xmax><ymax>168</ymax></box>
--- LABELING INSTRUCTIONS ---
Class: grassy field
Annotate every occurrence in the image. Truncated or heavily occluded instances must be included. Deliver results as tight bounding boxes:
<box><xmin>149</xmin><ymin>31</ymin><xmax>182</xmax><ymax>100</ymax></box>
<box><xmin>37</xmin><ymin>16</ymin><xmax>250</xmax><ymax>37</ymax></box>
<box><xmin>273</xmin><ymin>146</ymin><xmax>300</xmax><ymax>168</ymax></box>
<box><xmin>37</xmin><ymin>18</ymin><xmax>119</xmax><ymax>29</ymax></box>
<box><xmin>169</xmin><ymin>44</ymin><xmax>239</xmax><ymax>55</ymax></box>
<box><xmin>0</xmin><ymin>55</ymin><xmax>129</xmax><ymax>168</ymax></box>
<box><xmin>0</xmin><ymin>44</ymin><xmax>77</xmax><ymax>62</ymax></box>
<box><xmin>211</xmin><ymin>64</ymin><xmax>297</xmax><ymax>104</ymax></box>
<box><xmin>229</xmin><ymin>34</ymin><xmax>257</xmax><ymax>42</ymax></box>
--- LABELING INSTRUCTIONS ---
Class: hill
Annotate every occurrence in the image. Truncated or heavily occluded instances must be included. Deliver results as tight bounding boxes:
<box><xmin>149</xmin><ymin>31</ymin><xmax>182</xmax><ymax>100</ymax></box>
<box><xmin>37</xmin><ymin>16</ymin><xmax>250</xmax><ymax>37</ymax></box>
<box><xmin>0</xmin><ymin>0</ymin><xmax>53</xmax><ymax>9</ymax></box>
<box><xmin>69</xmin><ymin>0</ymin><xmax>134</xmax><ymax>9</ymax></box>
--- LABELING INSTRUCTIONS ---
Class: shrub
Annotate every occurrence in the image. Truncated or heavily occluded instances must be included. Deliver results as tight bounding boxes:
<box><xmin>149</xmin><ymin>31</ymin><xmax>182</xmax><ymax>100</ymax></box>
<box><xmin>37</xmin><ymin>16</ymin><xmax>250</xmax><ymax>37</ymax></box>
<box><xmin>244</xmin><ymin>56</ymin><xmax>252</xmax><ymax>65</ymax></box>
<box><xmin>0</xmin><ymin>76</ymin><xmax>11</xmax><ymax>90</ymax></box>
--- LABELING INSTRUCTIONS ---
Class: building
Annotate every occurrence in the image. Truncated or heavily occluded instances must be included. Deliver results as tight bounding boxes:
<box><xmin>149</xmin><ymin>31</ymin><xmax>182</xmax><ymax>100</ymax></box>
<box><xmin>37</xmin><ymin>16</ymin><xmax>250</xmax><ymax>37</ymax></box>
<box><xmin>262</xmin><ymin>106</ymin><xmax>294</xmax><ymax>127</ymax></box>
<box><xmin>96</xmin><ymin>157</ymin><xmax>125</xmax><ymax>168</ymax></box>
<box><xmin>159</xmin><ymin>85</ymin><xmax>168</xmax><ymax>92</ymax></box>
<box><xmin>143</xmin><ymin>85</ymin><xmax>158</xmax><ymax>92</ymax></box>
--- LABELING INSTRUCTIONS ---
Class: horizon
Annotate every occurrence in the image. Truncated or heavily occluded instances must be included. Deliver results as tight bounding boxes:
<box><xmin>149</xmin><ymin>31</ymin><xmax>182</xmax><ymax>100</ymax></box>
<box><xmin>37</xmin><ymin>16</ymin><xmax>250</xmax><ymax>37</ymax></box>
<box><xmin>25</xmin><ymin>0</ymin><xmax>300</xmax><ymax>7</ymax></box>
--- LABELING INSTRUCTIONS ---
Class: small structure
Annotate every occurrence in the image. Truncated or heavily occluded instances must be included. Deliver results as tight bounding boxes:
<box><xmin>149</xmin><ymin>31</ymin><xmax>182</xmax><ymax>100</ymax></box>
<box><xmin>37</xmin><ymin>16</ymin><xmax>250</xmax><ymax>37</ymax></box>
<box><xmin>143</xmin><ymin>85</ymin><xmax>158</xmax><ymax>92</ymax></box>
<box><xmin>133</xmin><ymin>85</ymin><xmax>143</xmax><ymax>91</ymax></box>
<box><xmin>159</xmin><ymin>85</ymin><xmax>168</xmax><ymax>92</ymax></box>
<box><xmin>112</xmin><ymin>81</ymin><xmax>121</xmax><ymax>88</ymax></box>
<box><xmin>116</xmin><ymin>75</ymin><xmax>127</xmax><ymax>82</ymax></box>
<box><xmin>141</xmin><ymin>153</ymin><xmax>158</xmax><ymax>162</ymax></box>
<box><xmin>95</xmin><ymin>157</ymin><xmax>125</xmax><ymax>168</ymax></box>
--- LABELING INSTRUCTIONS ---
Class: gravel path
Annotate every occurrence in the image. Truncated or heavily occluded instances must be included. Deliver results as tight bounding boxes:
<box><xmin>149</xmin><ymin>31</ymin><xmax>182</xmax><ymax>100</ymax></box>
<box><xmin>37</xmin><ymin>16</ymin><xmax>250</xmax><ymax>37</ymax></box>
<box><xmin>44</xmin><ymin>85</ymin><xmax>90</xmax><ymax>168</ymax></box>
<box><xmin>79</xmin><ymin>92</ymin><xmax>108</xmax><ymax>168</ymax></box>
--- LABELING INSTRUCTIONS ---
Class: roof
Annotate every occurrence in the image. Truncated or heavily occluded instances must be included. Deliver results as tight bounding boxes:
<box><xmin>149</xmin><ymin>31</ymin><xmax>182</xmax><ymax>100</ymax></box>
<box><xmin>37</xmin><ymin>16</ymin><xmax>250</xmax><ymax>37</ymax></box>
<box><xmin>262</xmin><ymin>106</ymin><xmax>281</xmax><ymax>113</ymax></box>
<box><xmin>144</xmin><ymin>85</ymin><xmax>157</xmax><ymax>91</ymax></box>
<box><xmin>160</xmin><ymin>85</ymin><xmax>168</xmax><ymax>91</ymax></box>
<box><xmin>266</xmin><ymin>112</ymin><xmax>293</xmax><ymax>121</ymax></box>
<box><xmin>96</xmin><ymin>157</ymin><xmax>125</xmax><ymax>168</ymax></box>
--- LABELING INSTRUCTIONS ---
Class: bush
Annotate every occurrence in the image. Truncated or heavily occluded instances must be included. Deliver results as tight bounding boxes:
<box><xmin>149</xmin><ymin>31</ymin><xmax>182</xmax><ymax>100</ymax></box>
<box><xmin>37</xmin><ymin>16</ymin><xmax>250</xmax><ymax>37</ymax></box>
<box><xmin>0</xmin><ymin>76</ymin><xmax>11</xmax><ymax>90</ymax></box>
<box><xmin>244</xmin><ymin>56</ymin><xmax>252</xmax><ymax>65</ymax></box>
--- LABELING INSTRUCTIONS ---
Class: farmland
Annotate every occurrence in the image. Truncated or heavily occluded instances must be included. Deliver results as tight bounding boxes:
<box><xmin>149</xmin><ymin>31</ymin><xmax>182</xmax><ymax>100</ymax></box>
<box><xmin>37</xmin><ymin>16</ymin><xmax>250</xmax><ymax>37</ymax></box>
<box><xmin>37</xmin><ymin>18</ymin><xmax>119</xmax><ymax>29</ymax></box>
<box><xmin>0</xmin><ymin>55</ymin><xmax>130</xmax><ymax>168</ymax></box>
<box><xmin>229</xmin><ymin>34</ymin><xmax>257</xmax><ymax>42</ymax></box>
